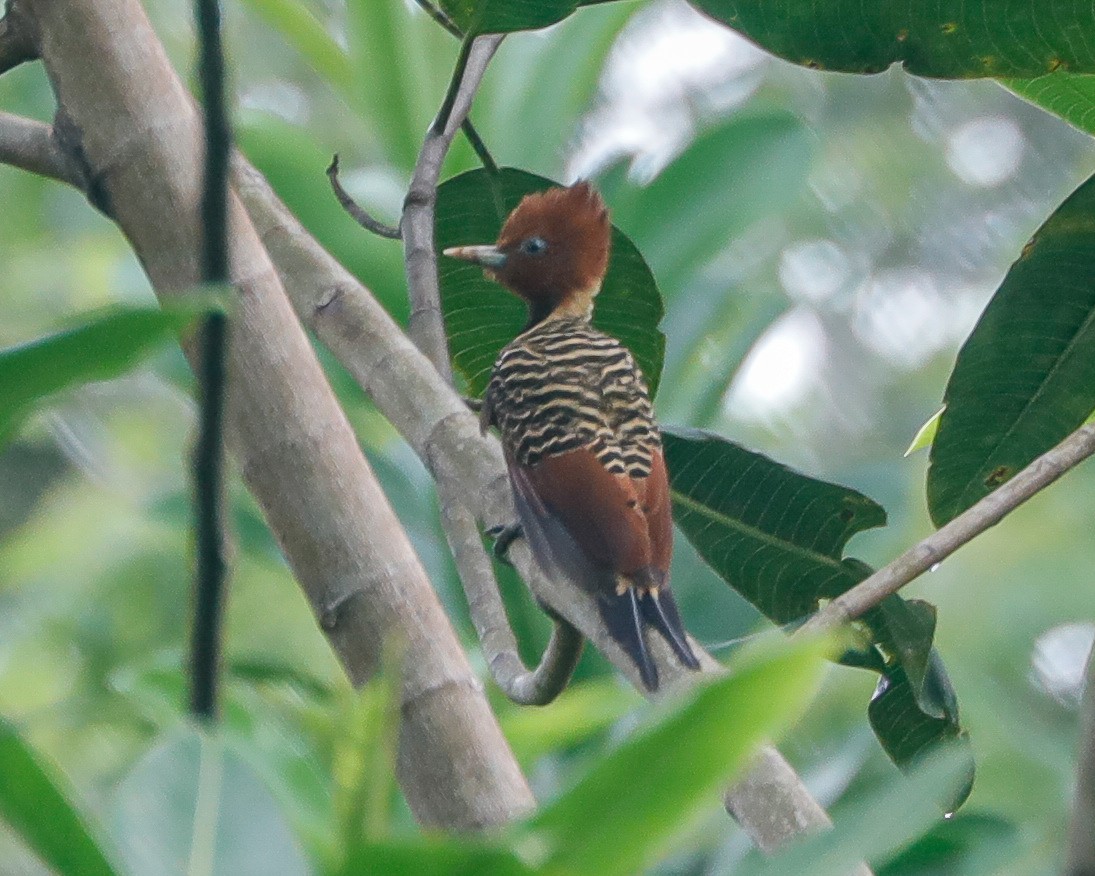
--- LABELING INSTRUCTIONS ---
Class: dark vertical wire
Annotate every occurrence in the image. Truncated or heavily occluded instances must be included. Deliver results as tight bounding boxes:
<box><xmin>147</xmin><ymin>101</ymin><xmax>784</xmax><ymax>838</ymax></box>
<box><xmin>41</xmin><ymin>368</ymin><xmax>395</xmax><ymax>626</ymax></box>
<box><xmin>190</xmin><ymin>0</ymin><xmax>231</xmax><ymax>722</ymax></box>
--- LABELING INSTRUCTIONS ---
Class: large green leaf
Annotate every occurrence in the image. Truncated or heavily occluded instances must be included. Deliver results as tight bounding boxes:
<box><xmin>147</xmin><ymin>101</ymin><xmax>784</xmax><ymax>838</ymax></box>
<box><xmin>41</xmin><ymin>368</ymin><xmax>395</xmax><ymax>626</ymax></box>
<box><xmin>0</xmin><ymin>717</ymin><xmax>123</xmax><ymax>876</ymax></box>
<box><xmin>525</xmin><ymin>635</ymin><xmax>830</xmax><ymax>876</ymax></box>
<box><xmin>113</xmin><ymin>727</ymin><xmax>312</xmax><ymax>876</ymax></box>
<box><xmin>927</xmin><ymin>174</ymin><xmax>1095</xmax><ymax>526</ymax></box>
<box><xmin>664</xmin><ymin>427</ymin><xmax>886</xmax><ymax>621</ymax></box>
<box><xmin>664</xmin><ymin>427</ymin><xmax>971</xmax><ymax>803</ymax></box>
<box><xmin>689</xmin><ymin>1</ymin><xmax>1095</xmax><ymax>78</ymax></box>
<box><xmin>0</xmin><ymin>305</ymin><xmax>210</xmax><ymax>446</ymax></box>
<box><xmin>437</xmin><ymin>167</ymin><xmax>665</xmax><ymax>396</ymax></box>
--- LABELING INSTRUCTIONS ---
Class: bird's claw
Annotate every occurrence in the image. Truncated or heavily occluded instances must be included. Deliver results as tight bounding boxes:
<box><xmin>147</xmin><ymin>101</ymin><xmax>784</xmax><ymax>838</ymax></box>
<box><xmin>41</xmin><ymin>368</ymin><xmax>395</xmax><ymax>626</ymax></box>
<box><xmin>487</xmin><ymin>522</ymin><xmax>523</xmax><ymax>566</ymax></box>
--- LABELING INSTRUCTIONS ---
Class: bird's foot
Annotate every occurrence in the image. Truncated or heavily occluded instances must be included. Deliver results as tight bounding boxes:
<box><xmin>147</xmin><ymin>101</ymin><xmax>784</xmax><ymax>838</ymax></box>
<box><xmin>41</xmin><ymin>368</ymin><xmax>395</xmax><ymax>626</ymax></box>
<box><xmin>486</xmin><ymin>522</ymin><xmax>523</xmax><ymax>567</ymax></box>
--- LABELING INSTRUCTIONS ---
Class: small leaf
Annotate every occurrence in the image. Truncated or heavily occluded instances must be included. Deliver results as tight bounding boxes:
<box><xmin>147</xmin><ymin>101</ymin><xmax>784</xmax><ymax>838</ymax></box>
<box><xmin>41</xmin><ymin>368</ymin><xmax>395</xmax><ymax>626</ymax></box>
<box><xmin>689</xmin><ymin>1</ymin><xmax>1095</xmax><ymax>78</ymax></box>
<box><xmin>0</xmin><ymin>717</ymin><xmax>123</xmax><ymax>876</ymax></box>
<box><xmin>0</xmin><ymin>304</ymin><xmax>213</xmax><ymax>446</ymax></box>
<box><xmin>868</xmin><ymin>660</ymin><xmax>974</xmax><ymax>811</ymax></box>
<box><xmin>927</xmin><ymin>174</ymin><xmax>1095</xmax><ymax>525</ymax></box>
<box><xmin>437</xmin><ymin>167</ymin><xmax>665</xmax><ymax>397</ymax></box>
<box><xmin>905</xmin><ymin>408</ymin><xmax>943</xmax><ymax>457</ymax></box>
<box><xmin>525</xmin><ymin>635</ymin><xmax>830</xmax><ymax>876</ymax></box>
<box><xmin>113</xmin><ymin>727</ymin><xmax>312</xmax><ymax>876</ymax></box>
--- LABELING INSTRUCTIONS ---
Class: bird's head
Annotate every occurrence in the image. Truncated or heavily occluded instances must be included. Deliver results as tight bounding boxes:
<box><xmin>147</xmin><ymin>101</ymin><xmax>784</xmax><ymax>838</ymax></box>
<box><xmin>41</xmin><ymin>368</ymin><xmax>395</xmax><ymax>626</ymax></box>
<box><xmin>443</xmin><ymin>181</ymin><xmax>611</xmax><ymax>324</ymax></box>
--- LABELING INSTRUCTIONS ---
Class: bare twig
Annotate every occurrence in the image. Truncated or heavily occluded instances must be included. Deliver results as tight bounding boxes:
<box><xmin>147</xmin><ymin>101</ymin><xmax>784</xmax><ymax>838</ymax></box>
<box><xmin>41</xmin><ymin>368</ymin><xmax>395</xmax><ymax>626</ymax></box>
<box><xmin>326</xmin><ymin>154</ymin><xmax>401</xmax><ymax>239</ymax></box>
<box><xmin>1068</xmin><ymin>641</ymin><xmax>1095</xmax><ymax>875</ymax></box>
<box><xmin>22</xmin><ymin>0</ymin><xmax>534</xmax><ymax>829</ymax></box>
<box><xmin>804</xmin><ymin>423</ymin><xmax>1095</xmax><ymax>635</ymax></box>
<box><xmin>0</xmin><ymin>1</ymin><xmax>37</xmax><ymax>76</ymax></box>
<box><xmin>401</xmin><ymin>31</ymin><xmax>584</xmax><ymax>705</ymax></box>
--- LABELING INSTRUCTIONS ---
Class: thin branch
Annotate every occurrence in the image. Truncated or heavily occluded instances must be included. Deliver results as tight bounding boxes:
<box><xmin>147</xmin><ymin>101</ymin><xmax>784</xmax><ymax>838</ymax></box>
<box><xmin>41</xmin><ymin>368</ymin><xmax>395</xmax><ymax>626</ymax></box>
<box><xmin>400</xmin><ymin>31</ymin><xmax>585</xmax><ymax>705</ymax></box>
<box><xmin>438</xmin><ymin>478</ymin><xmax>583</xmax><ymax>705</ymax></box>
<box><xmin>1068</xmin><ymin>641</ymin><xmax>1095</xmax><ymax>875</ymax></box>
<box><xmin>326</xmin><ymin>154</ymin><xmax>401</xmax><ymax>239</ymax></box>
<box><xmin>0</xmin><ymin>112</ymin><xmax>75</xmax><ymax>183</ymax></box>
<box><xmin>25</xmin><ymin>0</ymin><xmax>534</xmax><ymax>828</ymax></box>
<box><xmin>462</xmin><ymin>117</ymin><xmax>499</xmax><ymax>175</ymax></box>
<box><xmin>404</xmin><ymin>33</ymin><xmax>500</xmax><ymax>376</ymax></box>
<box><xmin>188</xmin><ymin>0</ymin><xmax>232</xmax><ymax>723</ymax></box>
<box><xmin>804</xmin><ymin>422</ymin><xmax>1095</xmax><ymax>635</ymax></box>
<box><xmin>0</xmin><ymin>1</ymin><xmax>37</xmax><ymax>76</ymax></box>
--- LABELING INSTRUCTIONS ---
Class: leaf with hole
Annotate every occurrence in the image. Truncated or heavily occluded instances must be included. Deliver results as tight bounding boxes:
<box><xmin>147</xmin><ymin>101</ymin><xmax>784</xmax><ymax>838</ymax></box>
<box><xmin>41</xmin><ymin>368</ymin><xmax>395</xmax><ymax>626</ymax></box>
<box><xmin>437</xmin><ymin>167</ymin><xmax>665</xmax><ymax>397</ymax></box>
<box><xmin>927</xmin><ymin>174</ymin><xmax>1095</xmax><ymax>525</ymax></box>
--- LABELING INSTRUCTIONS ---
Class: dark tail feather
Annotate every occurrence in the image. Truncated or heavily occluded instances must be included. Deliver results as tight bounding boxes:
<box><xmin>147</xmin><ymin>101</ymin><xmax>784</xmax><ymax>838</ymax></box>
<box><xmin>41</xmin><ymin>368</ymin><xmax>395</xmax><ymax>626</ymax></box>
<box><xmin>642</xmin><ymin>589</ymin><xmax>701</xmax><ymax>671</ymax></box>
<box><xmin>598</xmin><ymin>587</ymin><xmax>659</xmax><ymax>691</ymax></box>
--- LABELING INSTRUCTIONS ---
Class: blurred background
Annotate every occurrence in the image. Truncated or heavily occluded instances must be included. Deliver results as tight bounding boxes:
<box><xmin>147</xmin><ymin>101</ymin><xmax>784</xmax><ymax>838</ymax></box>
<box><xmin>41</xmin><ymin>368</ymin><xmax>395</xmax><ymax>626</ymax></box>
<box><xmin>1</xmin><ymin>0</ymin><xmax>1093</xmax><ymax>872</ymax></box>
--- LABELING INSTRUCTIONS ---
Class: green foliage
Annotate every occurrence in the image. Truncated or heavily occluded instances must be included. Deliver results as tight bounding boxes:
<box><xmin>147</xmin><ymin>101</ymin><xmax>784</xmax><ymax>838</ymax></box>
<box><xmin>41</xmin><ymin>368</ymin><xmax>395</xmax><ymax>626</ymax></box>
<box><xmin>688</xmin><ymin>1</ymin><xmax>1095</xmax><ymax>78</ymax></box>
<box><xmin>0</xmin><ymin>305</ymin><xmax>211</xmax><ymax>446</ymax></box>
<box><xmin>5</xmin><ymin>0</ymin><xmax>1095</xmax><ymax>873</ymax></box>
<box><xmin>526</xmin><ymin>635</ymin><xmax>830</xmax><ymax>875</ymax></box>
<box><xmin>436</xmin><ymin>167</ymin><xmax>665</xmax><ymax>395</ymax></box>
<box><xmin>927</xmin><ymin>174</ymin><xmax>1095</xmax><ymax>525</ymax></box>
<box><xmin>0</xmin><ymin>718</ymin><xmax>123</xmax><ymax>876</ymax></box>
<box><xmin>663</xmin><ymin>428</ymin><xmax>971</xmax><ymax>803</ymax></box>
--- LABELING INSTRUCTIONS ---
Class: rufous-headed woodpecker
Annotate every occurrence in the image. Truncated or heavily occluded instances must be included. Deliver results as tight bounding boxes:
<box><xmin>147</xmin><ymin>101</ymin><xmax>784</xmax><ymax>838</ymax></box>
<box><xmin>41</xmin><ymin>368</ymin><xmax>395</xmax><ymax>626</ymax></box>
<box><xmin>444</xmin><ymin>181</ymin><xmax>701</xmax><ymax>691</ymax></box>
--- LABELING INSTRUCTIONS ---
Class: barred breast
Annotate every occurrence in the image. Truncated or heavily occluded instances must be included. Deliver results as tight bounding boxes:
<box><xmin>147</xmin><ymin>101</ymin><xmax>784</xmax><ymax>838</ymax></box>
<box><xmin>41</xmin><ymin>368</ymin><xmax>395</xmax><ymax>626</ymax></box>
<box><xmin>485</xmin><ymin>316</ymin><xmax>660</xmax><ymax>477</ymax></box>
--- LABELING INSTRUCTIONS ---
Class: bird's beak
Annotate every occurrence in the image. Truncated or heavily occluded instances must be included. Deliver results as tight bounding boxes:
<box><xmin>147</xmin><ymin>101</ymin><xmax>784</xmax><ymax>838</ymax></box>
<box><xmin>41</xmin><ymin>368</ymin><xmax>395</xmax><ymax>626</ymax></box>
<box><xmin>442</xmin><ymin>244</ymin><xmax>508</xmax><ymax>269</ymax></box>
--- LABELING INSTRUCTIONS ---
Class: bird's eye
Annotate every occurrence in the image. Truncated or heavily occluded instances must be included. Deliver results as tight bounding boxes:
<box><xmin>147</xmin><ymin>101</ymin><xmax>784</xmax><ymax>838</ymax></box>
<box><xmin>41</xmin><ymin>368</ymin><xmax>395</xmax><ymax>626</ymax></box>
<box><xmin>520</xmin><ymin>236</ymin><xmax>548</xmax><ymax>255</ymax></box>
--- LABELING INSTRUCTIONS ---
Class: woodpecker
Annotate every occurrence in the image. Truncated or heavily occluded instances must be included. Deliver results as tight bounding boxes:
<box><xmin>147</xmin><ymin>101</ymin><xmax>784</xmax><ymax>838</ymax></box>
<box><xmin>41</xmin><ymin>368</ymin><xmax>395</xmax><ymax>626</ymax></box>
<box><xmin>444</xmin><ymin>181</ymin><xmax>701</xmax><ymax>691</ymax></box>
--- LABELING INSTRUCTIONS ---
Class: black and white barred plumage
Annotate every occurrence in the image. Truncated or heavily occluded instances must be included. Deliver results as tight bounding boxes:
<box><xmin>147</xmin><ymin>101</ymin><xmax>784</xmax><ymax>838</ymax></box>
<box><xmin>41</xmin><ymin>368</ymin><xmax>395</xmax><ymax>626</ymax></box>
<box><xmin>482</xmin><ymin>316</ymin><xmax>661</xmax><ymax>476</ymax></box>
